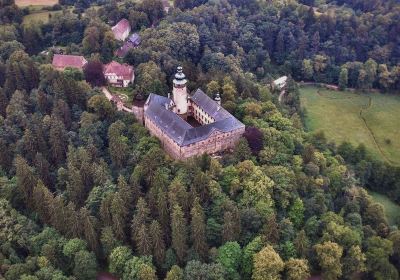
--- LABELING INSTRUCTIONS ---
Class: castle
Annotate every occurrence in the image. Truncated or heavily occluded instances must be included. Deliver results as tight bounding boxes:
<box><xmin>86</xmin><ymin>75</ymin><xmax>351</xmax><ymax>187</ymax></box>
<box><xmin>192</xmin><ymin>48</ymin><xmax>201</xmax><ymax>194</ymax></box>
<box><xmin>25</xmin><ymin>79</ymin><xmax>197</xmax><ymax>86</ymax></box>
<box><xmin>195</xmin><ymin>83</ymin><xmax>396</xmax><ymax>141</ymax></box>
<box><xmin>138</xmin><ymin>67</ymin><xmax>245</xmax><ymax>160</ymax></box>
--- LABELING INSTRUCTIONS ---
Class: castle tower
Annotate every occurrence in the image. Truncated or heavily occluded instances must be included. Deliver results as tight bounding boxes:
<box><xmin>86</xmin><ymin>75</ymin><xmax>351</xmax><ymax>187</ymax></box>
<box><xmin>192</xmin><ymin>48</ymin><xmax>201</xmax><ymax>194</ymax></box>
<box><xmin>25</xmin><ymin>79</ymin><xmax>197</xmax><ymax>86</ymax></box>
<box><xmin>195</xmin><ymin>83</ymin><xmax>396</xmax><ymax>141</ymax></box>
<box><xmin>172</xmin><ymin>66</ymin><xmax>188</xmax><ymax>118</ymax></box>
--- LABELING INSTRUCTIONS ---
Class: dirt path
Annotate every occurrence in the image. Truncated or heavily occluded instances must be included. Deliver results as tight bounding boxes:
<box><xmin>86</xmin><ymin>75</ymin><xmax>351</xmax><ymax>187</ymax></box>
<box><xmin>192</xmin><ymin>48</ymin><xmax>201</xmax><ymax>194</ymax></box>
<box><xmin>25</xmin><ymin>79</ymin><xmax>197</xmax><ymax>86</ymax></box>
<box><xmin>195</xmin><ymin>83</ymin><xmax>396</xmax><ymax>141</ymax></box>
<box><xmin>359</xmin><ymin>97</ymin><xmax>398</xmax><ymax>166</ymax></box>
<box><xmin>101</xmin><ymin>87</ymin><xmax>133</xmax><ymax>113</ymax></box>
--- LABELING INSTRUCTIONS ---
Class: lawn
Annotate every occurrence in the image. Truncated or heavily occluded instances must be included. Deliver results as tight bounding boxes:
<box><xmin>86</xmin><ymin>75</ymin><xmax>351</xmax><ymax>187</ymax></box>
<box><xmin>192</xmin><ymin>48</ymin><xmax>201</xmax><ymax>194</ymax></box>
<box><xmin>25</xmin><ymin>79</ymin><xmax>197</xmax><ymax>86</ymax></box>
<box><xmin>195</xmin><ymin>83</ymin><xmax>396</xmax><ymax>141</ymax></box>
<box><xmin>22</xmin><ymin>10</ymin><xmax>61</xmax><ymax>24</ymax></box>
<box><xmin>108</xmin><ymin>87</ymin><xmax>135</xmax><ymax>106</ymax></box>
<box><xmin>369</xmin><ymin>191</ymin><xmax>400</xmax><ymax>226</ymax></box>
<box><xmin>16</xmin><ymin>0</ymin><xmax>58</xmax><ymax>7</ymax></box>
<box><xmin>22</xmin><ymin>7</ymin><xmax>74</xmax><ymax>25</ymax></box>
<box><xmin>300</xmin><ymin>86</ymin><xmax>400</xmax><ymax>165</ymax></box>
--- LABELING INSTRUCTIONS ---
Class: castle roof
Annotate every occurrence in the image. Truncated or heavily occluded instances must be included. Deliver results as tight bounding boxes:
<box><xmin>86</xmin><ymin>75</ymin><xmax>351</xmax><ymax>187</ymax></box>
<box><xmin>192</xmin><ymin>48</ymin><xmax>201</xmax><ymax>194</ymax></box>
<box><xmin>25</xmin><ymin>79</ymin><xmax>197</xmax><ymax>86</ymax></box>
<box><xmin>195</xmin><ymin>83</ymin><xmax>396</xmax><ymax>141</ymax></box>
<box><xmin>145</xmin><ymin>89</ymin><xmax>244</xmax><ymax>146</ymax></box>
<box><xmin>104</xmin><ymin>61</ymin><xmax>134</xmax><ymax>80</ymax></box>
<box><xmin>52</xmin><ymin>54</ymin><xmax>87</xmax><ymax>70</ymax></box>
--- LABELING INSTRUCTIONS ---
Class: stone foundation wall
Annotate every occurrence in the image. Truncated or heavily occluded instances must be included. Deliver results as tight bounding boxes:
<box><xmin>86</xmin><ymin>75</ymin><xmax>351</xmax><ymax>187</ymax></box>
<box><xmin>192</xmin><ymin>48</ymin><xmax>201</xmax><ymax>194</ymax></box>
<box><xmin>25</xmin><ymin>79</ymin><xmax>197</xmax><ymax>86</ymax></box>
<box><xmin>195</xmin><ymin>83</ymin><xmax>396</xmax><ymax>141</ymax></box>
<box><xmin>179</xmin><ymin>127</ymin><xmax>245</xmax><ymax>159</ymax></box>
<box><xmin>145</xmin><ymin>114</ymin><xmax>245</xmax><ymax>160</ymax></box>
<box><xmin>132</xmin><ymin>105</ymin><xmax>144</xmax><ymax>124</ymax></box>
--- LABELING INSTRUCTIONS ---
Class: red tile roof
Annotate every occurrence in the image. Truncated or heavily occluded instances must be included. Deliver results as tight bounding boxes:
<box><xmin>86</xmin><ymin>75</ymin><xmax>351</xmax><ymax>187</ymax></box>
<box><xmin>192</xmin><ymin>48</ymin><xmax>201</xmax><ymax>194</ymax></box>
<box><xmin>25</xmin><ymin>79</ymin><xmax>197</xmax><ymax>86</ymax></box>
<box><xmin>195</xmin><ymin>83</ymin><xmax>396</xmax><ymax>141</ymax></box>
<box><xmin>112</xmin><ymin>19</ymin><xmax>130</xmax><ymax>40</ymax></box>
<box><xmin>104</xmin><ymin>61</ymin><xmax>134</xmax><ymax>80</ymax></box>
<box><xmin>52</xmin><ymin>54</ymin><xmax>87</xmax><ymax>70</ymax></box>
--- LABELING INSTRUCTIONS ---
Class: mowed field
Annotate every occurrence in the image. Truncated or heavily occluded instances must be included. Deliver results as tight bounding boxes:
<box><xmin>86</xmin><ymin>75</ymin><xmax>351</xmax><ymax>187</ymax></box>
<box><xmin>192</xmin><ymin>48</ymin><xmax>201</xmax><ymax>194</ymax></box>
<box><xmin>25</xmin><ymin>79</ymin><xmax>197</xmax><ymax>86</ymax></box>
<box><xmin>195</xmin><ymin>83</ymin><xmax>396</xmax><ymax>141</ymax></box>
<box><xmin>15</xmin><ymin>0</ymin><xmax>58</xmax><ymax>7</ymax></box>
<box><xmin>22</xmin><ymin>10</ymin><xmax>62</xmax><ymax>24</ymax></box>
<box><xmin>300</xmin><ymin>86</ymin><xmax>400</xmax><ymax>165</ymax></box>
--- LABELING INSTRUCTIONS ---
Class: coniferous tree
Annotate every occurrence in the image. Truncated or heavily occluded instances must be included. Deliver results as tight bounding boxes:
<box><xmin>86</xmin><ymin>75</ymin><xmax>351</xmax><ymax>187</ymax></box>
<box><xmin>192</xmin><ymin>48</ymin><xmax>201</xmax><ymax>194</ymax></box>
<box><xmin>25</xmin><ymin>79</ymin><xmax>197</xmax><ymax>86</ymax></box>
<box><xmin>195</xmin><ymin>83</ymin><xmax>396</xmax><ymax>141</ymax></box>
<box><xmin>32</xmin><ymin>180</ymin><xmax>52</xmax><ymax>223</ymax></box>
<box><xmin>117</xmin><ymin>175</ymin><xmax>134</xmax><ymax>213</ymax></box>
<box><xmin>0</xmin><ymin>87</ymin><xmax>7</xmax><ymax>117</ymax></box>
<box><xmin>34</xmin><ymin>153</ymin><xmax>52</xmax><ymax>188</ymax></box>
<box><xmin>80</xmin><ymin>207</ymin><xmax>99</xmax><ymax>252</ymax></box>
<box><xmin>150</xmin><ymin>220</ymin><xmax>166</xmax><ymax>266</ymax></box>
<box><xmin>66</xmin><ymin>202</ymin><xmax>81</xmax><ymax>238</ymax></box>
<box><xmin>171</xmin><ymin>204</ymin><xmax>188</xmax><ymax>264</ymax></box>
<box><xmin>131</xmin><ymin>198</ymin><xmax>151</xmax><ymax>246</ymax></box>
<box><xmin>15</xmin><ymin>156</ymin><xmax>37</xmax><ymax>208</ymax></box>
<box><xmin>107</xmin><ymin>121</ymin><xmax>128</xmax><ymax>168</ymax></box>
<box><xmin>66</xmin><ymin>166</ymin><xmax>85</xmax><ymax>206</ymax></box>
<box><xmin>100</xmin><ymin>193</ymin><xmax>114</xmax><ymax>227</ymax></box>
<box><xmin>190</xmin><ymin>198</ymin><xmax>208</xmax><ymax>260</ymax></box>
<box><xmin>49</xmin><ymin>116</ymin><xmax>68</xmax><ymax>165</ymax></box>
<box><xmin>137</xmin><ymin>224</ymin><xmax>152</xmax><ymax>256</ymax></box>
<box><xmin>157</xmin><ymin>188</ymin><xmax>170</xmax><ymax>241</ymax></box>
<box><xmin>111</xmin><ymin>192</ymin><xmax>129</xmax><ymax>241</ymax></box>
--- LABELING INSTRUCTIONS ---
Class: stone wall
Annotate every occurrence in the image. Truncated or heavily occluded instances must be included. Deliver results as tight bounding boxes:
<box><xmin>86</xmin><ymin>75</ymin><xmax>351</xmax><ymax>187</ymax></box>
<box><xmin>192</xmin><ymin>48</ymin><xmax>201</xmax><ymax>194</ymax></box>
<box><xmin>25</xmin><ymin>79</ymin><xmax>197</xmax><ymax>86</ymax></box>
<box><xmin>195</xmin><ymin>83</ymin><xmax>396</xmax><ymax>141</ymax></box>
<box><xmin>179</xmin><ymin>127</ymin><xmax>244</xmax><ymax>159</ymax></box>
<box><xmin>145</xmin><ymin>116</ymin><xmax>181</xmax><ymax>159</ymax></box>
<box><xmin>145</xmin><ymin>114</ymin><xmax>245</xmax><ymax>160</ymax></box>
<box><xmin>132</xmin><ymin>105</ymin><xmax>144</xmax><ymax>124</ymax></box>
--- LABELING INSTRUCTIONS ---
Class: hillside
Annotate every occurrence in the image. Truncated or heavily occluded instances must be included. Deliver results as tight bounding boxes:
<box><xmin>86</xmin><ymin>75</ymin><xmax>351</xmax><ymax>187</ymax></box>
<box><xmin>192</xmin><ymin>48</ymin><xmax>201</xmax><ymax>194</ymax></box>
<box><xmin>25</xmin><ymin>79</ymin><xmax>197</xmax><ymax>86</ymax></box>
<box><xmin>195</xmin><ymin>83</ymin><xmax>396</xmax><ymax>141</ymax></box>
<box><xmin>0</xmin><ymin>0</ymin><xmax>400</xmax><ymax>279</ymax></box>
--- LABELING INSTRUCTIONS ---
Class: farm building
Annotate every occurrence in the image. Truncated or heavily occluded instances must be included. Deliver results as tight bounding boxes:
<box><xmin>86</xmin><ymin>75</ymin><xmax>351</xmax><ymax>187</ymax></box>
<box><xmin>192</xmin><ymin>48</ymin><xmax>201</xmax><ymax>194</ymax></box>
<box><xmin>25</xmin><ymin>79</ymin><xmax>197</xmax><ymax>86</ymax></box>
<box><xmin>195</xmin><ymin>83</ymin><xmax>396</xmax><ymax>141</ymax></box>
<box><xmin>116</xmin><ymin>33</ymin><xmax>141</xmax><ymax>57</ymax></box>
<box><xmin>103</xmin><ymin>61</ymin><xmax>135</xmax><ymax>88</ymax></box>
<box><xmin>112</xmin><ymin>19</ymin><xmax>131</xmax><ymax>41</ymax></box>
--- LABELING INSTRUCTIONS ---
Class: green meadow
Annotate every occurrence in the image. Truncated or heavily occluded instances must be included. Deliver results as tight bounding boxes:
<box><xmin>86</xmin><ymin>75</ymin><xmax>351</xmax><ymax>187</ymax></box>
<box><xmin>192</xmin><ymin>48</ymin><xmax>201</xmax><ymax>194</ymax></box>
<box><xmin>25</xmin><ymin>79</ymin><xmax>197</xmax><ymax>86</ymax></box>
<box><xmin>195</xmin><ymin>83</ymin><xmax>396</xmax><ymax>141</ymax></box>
<box><xmin>300</xmin><ymin>86</ymin><xmax>400</xmax><ymax>165</ymax></box>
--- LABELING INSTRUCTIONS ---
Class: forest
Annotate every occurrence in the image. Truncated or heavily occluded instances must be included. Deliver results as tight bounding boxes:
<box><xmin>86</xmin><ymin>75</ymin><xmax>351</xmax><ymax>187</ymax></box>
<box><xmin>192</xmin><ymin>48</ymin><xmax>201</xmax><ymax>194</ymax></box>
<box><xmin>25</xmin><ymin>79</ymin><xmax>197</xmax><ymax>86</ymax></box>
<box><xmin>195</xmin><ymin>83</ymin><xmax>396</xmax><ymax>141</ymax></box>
<box><xmin>1</xmin><ymin>0</ymin><xmax>400</xmax><ymax>279</ymax></box>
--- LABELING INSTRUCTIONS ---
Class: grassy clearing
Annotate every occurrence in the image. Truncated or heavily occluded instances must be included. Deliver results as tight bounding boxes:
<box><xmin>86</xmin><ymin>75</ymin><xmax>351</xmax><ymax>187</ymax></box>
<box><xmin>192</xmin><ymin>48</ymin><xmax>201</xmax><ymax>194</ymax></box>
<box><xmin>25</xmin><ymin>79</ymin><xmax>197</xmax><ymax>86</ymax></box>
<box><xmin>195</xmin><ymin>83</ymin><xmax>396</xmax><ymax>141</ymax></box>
<box><xmin>22</xmin><ymin>10</ymin><xmax>59</xmax><ymax>24</ymax></box>
<box><xmin>108</xmin><ymin>87</ymin><xmax>134</xmax><ymax>106</ymax></box>
<box><xmin>16</xmin><ymin>0</ymin><xmax>58</xmax><ymax>7</ymax></box>
<box><xmin>300</xmin><ymin>86</ymin><xmax>400</xmax><ymax>165</ymax></box>
<box><xmin>22</xmin><ymin>7</ymin><xmax>74</xmax><ymax>25</ymax></box>
<box><xmin>369</xmin><ymin>191</ymin><xmax>400</xmax><ymax>226</ymax></box>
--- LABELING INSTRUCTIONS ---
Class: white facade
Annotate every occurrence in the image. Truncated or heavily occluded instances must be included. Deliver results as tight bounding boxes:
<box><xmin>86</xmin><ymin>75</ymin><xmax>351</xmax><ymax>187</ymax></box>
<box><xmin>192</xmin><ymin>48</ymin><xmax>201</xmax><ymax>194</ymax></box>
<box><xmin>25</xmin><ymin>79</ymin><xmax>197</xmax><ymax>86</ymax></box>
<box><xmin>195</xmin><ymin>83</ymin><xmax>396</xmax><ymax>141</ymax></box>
<box><xmin>105</xmin><ymin>72</ymin><xmax>135</xmax><ymax>88</ymax></box>
<box><xmin>173</xmin><ymin>85</ymin><xmax>188</xmax><ymax>115</ymax></box>
<box><xmin>172</xmin><ymin>67</ymin><xmax>188</xmax><ymax>116</ymax></box>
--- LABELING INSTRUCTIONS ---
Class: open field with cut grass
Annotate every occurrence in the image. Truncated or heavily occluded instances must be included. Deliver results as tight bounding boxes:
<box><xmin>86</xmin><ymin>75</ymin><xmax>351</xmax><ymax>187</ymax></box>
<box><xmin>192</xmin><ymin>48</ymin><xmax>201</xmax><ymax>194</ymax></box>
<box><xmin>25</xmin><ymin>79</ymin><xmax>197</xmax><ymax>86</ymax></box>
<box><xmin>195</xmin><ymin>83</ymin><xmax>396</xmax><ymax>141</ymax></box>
<box><xmin>22</xmin><ymin>7</ymin><xmax>74</xmax><ymax>25</ymax></box>
<box><xmin>16</xmin><ymin>0</ymin><xmax>58</xmax><ymax>7</ymax></box>
<box><xmin>369</xmin><ymin>191</ymin><xmax>400</xmax><ymax>226</ymax></box>
<box><xmin>300</xmin><ymin>86</ymin><xmax>400</xmax><ymax>165</ymax></box>
<box><xmin>22</xmin><ymin>10</ymin><xmax>60</xmax><ymax>24</ymax></box>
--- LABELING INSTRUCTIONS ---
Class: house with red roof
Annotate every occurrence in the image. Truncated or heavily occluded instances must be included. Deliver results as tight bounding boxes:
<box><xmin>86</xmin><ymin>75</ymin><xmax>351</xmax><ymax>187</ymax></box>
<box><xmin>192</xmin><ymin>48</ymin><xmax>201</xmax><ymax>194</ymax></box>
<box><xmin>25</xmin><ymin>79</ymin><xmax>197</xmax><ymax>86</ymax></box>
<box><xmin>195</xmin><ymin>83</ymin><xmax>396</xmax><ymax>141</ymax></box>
<box><xmin>52</xmin><ymin>54</ymin><xmax>87</xmax><ymax>71</ymax></box>
<box><xmin>112</xmin><ymin>19</ymin><xmax>131</xmax><ymax>41</ymax></box>
<box><xmin>103</xmin><ymin>61</ymin><xmax>134</xmax><ymax>88</ymax></box>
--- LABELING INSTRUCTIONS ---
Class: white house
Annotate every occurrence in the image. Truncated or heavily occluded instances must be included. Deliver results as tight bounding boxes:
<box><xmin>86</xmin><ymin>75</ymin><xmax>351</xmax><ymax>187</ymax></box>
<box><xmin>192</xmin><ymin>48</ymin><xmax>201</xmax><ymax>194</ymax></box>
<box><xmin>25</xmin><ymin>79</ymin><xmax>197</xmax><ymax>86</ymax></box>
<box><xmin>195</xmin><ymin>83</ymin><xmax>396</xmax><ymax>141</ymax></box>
<box><xmin>104</xmin><ymin>61</ymin><xmax>134</xmax><ymax>88</ymax></box>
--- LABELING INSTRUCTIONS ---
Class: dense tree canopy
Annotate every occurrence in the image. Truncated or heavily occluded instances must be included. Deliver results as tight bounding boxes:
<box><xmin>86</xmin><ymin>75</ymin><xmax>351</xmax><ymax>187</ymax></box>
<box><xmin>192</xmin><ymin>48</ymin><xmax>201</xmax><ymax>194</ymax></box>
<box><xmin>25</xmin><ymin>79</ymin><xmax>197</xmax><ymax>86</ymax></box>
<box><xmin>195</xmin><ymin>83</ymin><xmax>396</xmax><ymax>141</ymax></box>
<box><xmin>0</xmin><ymin>0</ymin><xmax>399</xmax><ymax>279</ymax></box>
